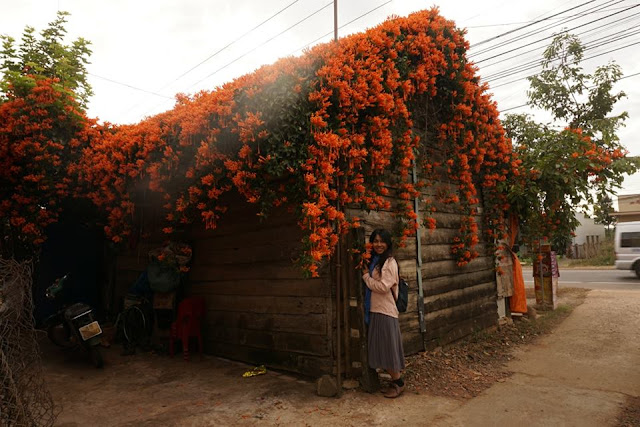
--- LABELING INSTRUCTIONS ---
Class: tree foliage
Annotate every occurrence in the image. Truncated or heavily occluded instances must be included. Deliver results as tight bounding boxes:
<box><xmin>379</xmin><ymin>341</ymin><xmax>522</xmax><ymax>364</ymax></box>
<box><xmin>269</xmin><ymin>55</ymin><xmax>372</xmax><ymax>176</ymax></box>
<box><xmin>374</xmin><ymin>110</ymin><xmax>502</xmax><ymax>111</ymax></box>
<box><xmin>504</xmin><ymin>33</ymin><xmax>638</xmax><ymax>248</ymax></box>
<box><xmin>592</xmin><ymin>193</ymin><xmax>615</xmax><ymax>230</ymax></box>
<box><xmin>0</xmin><ymin>12</ymin><xmax>97</xmax><ymax>259</ymax></box>
<box><xmin>1</xmin><ymin>11</ymin><xmax>93</xmax><ymax>108</ymax></box>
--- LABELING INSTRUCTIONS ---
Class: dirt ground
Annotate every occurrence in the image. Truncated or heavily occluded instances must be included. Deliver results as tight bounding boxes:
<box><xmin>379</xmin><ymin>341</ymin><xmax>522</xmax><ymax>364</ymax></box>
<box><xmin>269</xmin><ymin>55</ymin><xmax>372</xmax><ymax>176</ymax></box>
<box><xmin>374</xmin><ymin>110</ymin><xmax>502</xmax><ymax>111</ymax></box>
<box><xmin>403</xmin><ymin>288</ymin><xmax>588</xmax><ymax>400</ymax></box>
<box><xmin>42</xmin><ymin>288</ymin><xmax>639</xmax><ymax>426</ymax></box>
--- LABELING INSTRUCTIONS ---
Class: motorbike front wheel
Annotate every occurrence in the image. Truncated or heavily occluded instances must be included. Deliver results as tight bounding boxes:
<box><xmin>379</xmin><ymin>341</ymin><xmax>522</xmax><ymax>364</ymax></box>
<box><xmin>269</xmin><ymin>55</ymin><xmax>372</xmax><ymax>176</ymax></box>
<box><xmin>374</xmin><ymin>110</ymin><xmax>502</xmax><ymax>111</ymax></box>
<box><xmin>89</xmin><ymin>345</ymin><xmax>104</xmax><ymax>368</ymax></box>
<box><xmin>47</xmin><ymin>323</ymin><xmax>76</xmax><ymax>348</ymax></box>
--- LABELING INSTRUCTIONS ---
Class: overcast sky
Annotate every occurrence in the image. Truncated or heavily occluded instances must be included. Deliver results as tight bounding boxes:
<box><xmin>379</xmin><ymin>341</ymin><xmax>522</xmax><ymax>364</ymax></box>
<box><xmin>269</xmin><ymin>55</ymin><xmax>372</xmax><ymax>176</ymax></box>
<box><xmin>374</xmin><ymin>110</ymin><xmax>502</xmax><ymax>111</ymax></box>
<box><xmin>2</xmin><ymin>0</ymin><xmax>640</xmax><ymax>194</ymax></box>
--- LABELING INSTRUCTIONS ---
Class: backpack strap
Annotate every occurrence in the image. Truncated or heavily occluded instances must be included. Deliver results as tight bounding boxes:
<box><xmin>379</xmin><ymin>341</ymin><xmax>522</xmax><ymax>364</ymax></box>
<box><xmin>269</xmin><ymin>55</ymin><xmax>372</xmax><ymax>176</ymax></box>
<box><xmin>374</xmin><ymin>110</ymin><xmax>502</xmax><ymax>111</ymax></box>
<box><xmin>391</xmin><ymin>257</ymin><xmax>399</xmax><ymax>301</ymax></box>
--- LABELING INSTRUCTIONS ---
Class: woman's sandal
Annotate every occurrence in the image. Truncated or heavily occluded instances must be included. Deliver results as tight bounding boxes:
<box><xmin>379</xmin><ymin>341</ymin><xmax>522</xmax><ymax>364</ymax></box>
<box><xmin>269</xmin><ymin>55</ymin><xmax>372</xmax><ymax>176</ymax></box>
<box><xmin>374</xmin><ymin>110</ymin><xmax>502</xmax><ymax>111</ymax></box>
<box><xmin>379</xmin><ymin>384</ymin><xmax>391</xmax><ymax>394</ymax></box>
<box><xmin>383</xmin><ymin>383</ymin><xmax>404</xmax><ymax>398</ymax></box>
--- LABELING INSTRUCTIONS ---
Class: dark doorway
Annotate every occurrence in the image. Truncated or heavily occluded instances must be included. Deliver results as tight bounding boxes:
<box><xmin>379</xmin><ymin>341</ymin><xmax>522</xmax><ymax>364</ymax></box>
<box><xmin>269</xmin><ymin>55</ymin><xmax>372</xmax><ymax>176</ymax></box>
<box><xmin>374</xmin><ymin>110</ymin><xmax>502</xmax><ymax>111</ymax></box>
<box><xmin>33</xmin><ymin>202</ymin><xmax>104</xmax><ymax>326</ymax></box>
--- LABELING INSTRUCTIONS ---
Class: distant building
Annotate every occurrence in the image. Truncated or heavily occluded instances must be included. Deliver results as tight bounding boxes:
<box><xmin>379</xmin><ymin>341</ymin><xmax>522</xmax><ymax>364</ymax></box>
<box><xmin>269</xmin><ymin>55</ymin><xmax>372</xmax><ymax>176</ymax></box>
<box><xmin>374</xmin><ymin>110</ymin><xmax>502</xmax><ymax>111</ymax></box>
<box><xmin>572</xmin><ymin>213</ymin><xmax>606</xmax><ymax>245</ymax></box>
<box><xmin>613</xmin><ymin>194</ymin><xmax>640</xmax><ymax>222</ymax></box>
<box><xmin>570</xmin><ymin>213</ymin><xmax>606</xmax><ymax>259</ymax></box>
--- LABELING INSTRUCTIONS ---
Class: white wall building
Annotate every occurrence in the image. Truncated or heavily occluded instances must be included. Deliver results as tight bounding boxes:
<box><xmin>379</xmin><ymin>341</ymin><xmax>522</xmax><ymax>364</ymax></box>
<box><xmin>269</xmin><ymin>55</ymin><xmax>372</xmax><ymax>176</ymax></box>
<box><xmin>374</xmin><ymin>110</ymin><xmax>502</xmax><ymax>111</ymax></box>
<box><xmin>572</xmin><ymin>213</ymin><xmax>606</xmax><ymax>246</ymax></box>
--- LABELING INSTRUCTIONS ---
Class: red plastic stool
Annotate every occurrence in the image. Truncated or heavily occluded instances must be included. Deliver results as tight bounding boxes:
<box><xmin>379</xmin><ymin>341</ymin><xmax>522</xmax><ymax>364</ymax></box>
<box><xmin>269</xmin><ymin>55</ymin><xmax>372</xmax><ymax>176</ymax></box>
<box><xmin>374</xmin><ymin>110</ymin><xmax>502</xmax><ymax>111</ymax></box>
<box><xmin>169</xmin><ymin>297</ymin><xmax>205</xmax><ymax>361</ymax></box>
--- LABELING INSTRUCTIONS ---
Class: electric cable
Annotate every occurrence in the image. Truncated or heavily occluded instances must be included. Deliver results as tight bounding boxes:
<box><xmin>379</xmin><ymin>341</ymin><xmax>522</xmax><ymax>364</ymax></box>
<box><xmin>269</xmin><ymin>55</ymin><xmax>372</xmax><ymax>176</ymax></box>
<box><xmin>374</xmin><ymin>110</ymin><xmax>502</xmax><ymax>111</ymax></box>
<box><xmin>478</xmin><ymin>9</ymin><xmax>640</xmax><ymax>72</ymax></box>
<box><xmin>186</xmin><ymin>1</ymin><xmax>334</xmax><ymax>91</ymax></box>
<box><xmin>123</xmin><ymin>0</ymin><xmax>638</xmax><ymax>123</ymax></box>
<box><xmin>89</xmin><ymin>73</ymin><xmax>173</xmax><ymax>99</ymax></box>
<box><xmin>484</xmin><ymin>29</ymin><xmax>640</xmax><ymax>82</ymax></box>
<box><xmin>487</xmin><ymin>39</ymin><xmax>640</xmax><ymax>89</ymax></box>
<box><xmin>482</xmin><ymin>24</ymin><xmax>640</xmax><ymax>81</ymax></box>
<box><xmin>288</xmin><ymin>0</ymin><xmax>393</xmax><ymax>56</ymax></box>
<box><xmin>464</xmin><ymin>5</ymin><xmax>636</xmax><ymax>28</ymax></box>
<box><xmin>120</xmin><ymin>0</ymin><xmax>302</xmax><ymax>119</ymax></box>
<box><xmin>134</xmin><ymin>0</ymin><xmax>336</xmax><ymax>120</ymax></box>
<box><xmin>500</xmin><ymin>69</ymin><xmax>640</xmax><ymax>113</ymax></box>
<box><xmin>470</xmin><ymin>0</ymin><xmax>600</xmax><ymax>48</ymax></box>
<box><xmin>473</xmin><ymin>2</ymin><xmax>640</xmax><ymax>64</ymax></box>
<box><xmin>470</xmin><ymin>0</ymin><xmax>622</xmax><ymax>56</ymax></box>
<box><xmin>157</xmin><ymin>0</ymin><xmax>302</xmax><ymax>93</ymax></box>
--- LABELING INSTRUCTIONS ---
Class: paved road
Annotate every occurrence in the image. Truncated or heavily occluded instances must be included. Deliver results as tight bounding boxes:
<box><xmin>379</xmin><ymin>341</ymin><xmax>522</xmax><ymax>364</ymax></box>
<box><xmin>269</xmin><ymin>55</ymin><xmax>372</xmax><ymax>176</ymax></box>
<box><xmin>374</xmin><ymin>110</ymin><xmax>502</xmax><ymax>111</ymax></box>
<box><xmin>521</xmin><ymin>267</ymin><xmax>640</xmax><ymax>290</ymax></box>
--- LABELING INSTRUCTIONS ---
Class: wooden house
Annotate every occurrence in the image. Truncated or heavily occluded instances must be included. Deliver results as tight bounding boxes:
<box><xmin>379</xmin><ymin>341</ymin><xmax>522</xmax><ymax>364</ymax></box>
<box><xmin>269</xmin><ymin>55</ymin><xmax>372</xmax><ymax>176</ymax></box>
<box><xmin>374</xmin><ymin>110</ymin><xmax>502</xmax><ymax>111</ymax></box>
<box><xmin>107</xmin><ymin>8</ymin><xmax>511</xmax><ymax>382</ymax></box>
<box><xmin>113</xmin><ymin>181</ymin><xmax>498</xmax><ymax>380</ymax></box>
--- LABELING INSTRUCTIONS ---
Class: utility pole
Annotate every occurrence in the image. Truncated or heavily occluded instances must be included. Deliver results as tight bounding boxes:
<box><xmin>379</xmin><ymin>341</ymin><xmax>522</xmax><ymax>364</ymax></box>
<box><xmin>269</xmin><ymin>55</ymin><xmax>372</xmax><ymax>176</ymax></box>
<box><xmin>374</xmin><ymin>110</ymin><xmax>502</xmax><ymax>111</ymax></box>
<box><xmin>334</xmin><ymin>0</ymin><xmax>338</xmax><ymax>41</ymax></box>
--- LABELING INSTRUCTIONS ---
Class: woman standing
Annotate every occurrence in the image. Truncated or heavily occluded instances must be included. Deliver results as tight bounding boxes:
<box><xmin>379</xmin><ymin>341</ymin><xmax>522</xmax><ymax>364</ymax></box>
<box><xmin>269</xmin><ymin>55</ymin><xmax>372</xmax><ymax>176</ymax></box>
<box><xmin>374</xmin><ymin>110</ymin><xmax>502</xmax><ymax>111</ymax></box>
<box><xmin>362</xmin><ymin>228</ymin><xmax>405</xmax><ymax>398</ymax></box>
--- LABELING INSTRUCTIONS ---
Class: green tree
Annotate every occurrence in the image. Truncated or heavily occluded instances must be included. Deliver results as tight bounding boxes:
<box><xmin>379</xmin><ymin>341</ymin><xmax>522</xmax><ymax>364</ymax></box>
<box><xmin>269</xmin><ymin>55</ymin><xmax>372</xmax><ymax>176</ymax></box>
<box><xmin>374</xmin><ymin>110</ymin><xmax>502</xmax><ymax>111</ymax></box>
<box><xmin>593</xmin><ymin>193</ymin><xmax>616</xmax><ymax>235</ymax></box>
<box><xmin>1</xmin><ymin>10</ymin><xmax>93</xmax><ymax>108</ymax></box>
<box><xmin>504</xmin><ymin>33</ymin><xmax>638</xmax><ymax>249</ymax></box>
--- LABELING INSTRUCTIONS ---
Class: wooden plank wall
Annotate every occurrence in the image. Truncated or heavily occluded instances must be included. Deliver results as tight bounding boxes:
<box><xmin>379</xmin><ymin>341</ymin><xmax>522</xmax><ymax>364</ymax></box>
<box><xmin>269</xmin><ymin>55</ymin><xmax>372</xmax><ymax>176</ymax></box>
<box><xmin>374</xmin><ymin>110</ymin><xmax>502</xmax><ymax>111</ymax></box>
<box><xmin>345</xmin><ymin>179</ymin><xmax>498</xmax><ymax>355</ymax></box>
<box><xmin>112</xmin><ymin>177</ymin><xmax>497</xmax><ymax>376</ymax></box>
<box><xmin>185</xmin><ymin>193</ymin><xmax>334</xmax><ymax>377</ymax></box>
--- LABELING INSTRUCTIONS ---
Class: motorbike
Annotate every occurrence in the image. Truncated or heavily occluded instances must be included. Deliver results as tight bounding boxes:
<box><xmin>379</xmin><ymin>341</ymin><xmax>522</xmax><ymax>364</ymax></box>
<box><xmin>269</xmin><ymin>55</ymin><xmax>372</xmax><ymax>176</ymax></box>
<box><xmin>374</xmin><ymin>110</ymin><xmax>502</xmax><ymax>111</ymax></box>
<box><xmin>44</xmin><ymin>274</ymin><xmax>104</xmax><ymax>368</ymax></box>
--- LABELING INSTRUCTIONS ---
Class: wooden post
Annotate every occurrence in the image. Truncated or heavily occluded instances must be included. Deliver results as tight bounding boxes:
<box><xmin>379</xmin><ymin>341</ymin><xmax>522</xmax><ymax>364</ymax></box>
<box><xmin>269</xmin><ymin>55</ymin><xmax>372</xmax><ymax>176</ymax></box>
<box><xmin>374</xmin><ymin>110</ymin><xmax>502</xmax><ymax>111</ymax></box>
<box><xmin>335</xmin><ymin>235</ymin><xmax>342</xmax><ymax>395</ymax></box>
<box><xmin>341</xmin><ymin>235</ymin><xmax>350</xmax><ymax>379</ymax></box>
<box><xmin>347</xmin><ymin>227</ymin><xmax>379</xmax><ymax>392</ymax></box>
<box><xmin>412</xmin><ymin>159</ymin><xmax>426</xmax><ymax>337</ymax></box>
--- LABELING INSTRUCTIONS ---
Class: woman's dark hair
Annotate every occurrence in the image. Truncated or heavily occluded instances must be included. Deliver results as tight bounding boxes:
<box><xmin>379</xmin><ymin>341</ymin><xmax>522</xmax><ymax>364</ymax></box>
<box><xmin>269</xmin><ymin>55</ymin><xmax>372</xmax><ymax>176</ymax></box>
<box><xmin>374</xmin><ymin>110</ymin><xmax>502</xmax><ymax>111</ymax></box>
<box><xmin>369</xmin><ymin>228</ymin><xmax>393</xmax><ymax>273</ymax></box>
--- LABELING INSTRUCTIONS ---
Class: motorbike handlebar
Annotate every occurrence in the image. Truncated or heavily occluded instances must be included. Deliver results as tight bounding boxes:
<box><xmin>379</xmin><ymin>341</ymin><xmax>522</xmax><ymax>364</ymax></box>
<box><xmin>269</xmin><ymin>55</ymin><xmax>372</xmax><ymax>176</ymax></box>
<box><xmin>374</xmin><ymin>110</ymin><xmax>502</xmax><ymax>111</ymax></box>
<box><xmin>46</xmin><ymin>274</ymin><xmax>69</xmax><ymax>299</ymax></box>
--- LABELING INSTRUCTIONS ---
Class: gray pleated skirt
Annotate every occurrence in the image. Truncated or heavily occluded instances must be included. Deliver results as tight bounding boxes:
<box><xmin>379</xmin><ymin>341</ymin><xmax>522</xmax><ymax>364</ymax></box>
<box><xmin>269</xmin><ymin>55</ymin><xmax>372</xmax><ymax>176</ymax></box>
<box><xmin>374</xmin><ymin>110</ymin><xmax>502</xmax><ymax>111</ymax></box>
<box><xmin>368</xmin><ymin>312</ymin><xmax>405</xmax><ymax>372</ymax></box>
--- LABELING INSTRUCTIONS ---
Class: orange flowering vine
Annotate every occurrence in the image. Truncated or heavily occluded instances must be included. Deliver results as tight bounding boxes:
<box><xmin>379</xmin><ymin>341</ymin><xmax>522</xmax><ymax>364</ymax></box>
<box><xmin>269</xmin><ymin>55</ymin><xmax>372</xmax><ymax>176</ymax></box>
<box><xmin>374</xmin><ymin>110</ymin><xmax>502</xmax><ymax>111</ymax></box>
<box><xmin>0</xmin><ymin>77</ymin><xmax>99</xmax><ymax>254</ymax></box>
<box><xmin>78</xmin><ymin>9</ymin><xmax>518</xmax><ymax>273</ymax></box>
<box><xmin>4</xmin><ymin>8</ymin><xmax>520</xmax><ymax>275</ymax></box>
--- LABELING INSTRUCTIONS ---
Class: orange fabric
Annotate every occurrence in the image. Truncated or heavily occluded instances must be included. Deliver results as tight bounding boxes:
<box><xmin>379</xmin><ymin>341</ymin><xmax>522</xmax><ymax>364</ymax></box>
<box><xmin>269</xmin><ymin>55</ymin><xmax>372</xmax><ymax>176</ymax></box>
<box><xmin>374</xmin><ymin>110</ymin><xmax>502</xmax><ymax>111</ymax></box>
<box><xmin>508</xmin><ymin>215</ymin><xmax>528</xmax><ymax>314</ymax></box>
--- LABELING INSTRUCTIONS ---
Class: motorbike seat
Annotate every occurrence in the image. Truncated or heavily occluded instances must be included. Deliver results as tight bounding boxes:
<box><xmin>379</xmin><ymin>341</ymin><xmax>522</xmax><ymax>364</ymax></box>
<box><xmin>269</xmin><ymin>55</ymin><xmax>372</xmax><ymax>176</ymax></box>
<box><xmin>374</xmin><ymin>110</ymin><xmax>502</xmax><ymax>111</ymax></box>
<box><xmin>64</xmin><ymin>302</ymin><xmax>92</xmax><ymax>320</ymax></box>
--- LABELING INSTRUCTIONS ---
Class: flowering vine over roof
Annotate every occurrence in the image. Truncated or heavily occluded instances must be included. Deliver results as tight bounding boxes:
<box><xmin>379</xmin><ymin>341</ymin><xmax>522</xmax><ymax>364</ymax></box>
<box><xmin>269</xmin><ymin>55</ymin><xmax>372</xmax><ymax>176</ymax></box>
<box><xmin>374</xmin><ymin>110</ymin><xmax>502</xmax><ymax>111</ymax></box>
<box><xmin>2</xmin><ymin>8</ymin><xmax>520</xmax><ymax>275</ymax></box>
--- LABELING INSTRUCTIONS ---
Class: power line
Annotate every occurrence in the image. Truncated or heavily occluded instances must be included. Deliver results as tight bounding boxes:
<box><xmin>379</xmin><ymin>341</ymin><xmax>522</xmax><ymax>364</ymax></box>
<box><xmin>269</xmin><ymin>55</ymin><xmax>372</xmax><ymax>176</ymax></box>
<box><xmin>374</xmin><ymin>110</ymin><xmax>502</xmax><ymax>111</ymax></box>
<box><xmin>482</xmin><ymin>23</ymin><xmax>640</xmax><ymax>81</ymax></box>
<box><xmin>465</xmin><ymin>5</ymin><xmax>636</xmax><ymax>28</ymax></box>
<box><xmin>471</xmin><ymin>0</ymin><xmax>624</xmax><ymax>59</ymax></box>
<box><xmin>470</xmin><ymin>0</ymin><xmax>599</xmax><ymax>48</ymax></box>
<box><xmin>499</xmin><ymin>71</ymin><xmax>640</xmax><ymax>113</ymax></box>
<box><xmin>488</xmin><ymin>39</ymin><xmax>640</xmax><ymax>89</ymax></box>
<box><xmin>473</xmin><ymin>2</ymin><xmax>640</xmax><ymax>64</ymax></box>
<box><xmin>137</xmin><ymin>0</ymin><xmax>392</xmax><ymax>121</ymax></box>
<box><xmin>89</xmin><ymin>73</ymin><xmax>173</xmax><ymax>99</ymax></box>
<box><xmin>620</xmin><ymin>70</ymin><xmax>640</xmax><ymax>80</ymax></box>
<box><xmin>485</xmin><ymin>28</ymin><xmax>640</xmax><ymax>82</ymax></box>
<box><xmin>479</xmin><ymin>10</ymin><xmax>640</xmax><ymax>72</ymax></box>
<box><xmin>288</xmin><ymin>0</ymin><xmax>393</xmax><ymax>56</ymax></box>
<box><xmin>135</xmin><ymin>1</ymin><xmax>335</xmax><ymax>120</ymax></box>
<box><xmin>470</xmin><ymin>0</ymin><xmax>622</xmax><ymax>57</ymax></box>
<box><xmin>472</xmin><ymin>3</ymin><xmax>640</xmax><ymax>89</ymax></box>
<box><xmin>120</xmin><ymin>0</ymin><xmax>303</xmax><ymax>119</ymax></box>
<box><xmin>478</xmin><ymin>6</ymin><xmax>640</xmax><ymax>68</ymax></box>
<box><xmin>126</xmin><ymin>0</ymin><xmax>637</xmax><ymax>122</ymax></box>
<box><xmin>500</xmin><ymin>103</ymin><xmax>529</xmax><ymax>112</ymax></box>
<box><xmin>186</xmin><ymin>1</ymin><xmax>334</xmax><ymax>91</ymax></box>
<box><xmin>131</xmin><ymin>1</ymin><xmax>335</xmax><ymax>121</ymax></box>
<box><xmin>158</xmin><ymin>0</ymin><xmax>302</xmax><ymax>92</ymax></box>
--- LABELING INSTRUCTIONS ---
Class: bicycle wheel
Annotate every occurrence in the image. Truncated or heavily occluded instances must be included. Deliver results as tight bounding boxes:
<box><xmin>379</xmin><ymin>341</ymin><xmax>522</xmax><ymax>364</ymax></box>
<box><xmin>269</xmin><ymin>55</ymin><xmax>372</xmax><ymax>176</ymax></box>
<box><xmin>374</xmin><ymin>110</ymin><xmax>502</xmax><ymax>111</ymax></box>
<box><xmin>122</xmin><ymin>305</ymin><xmax>148</xmax><ymax>346</ymax></box>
